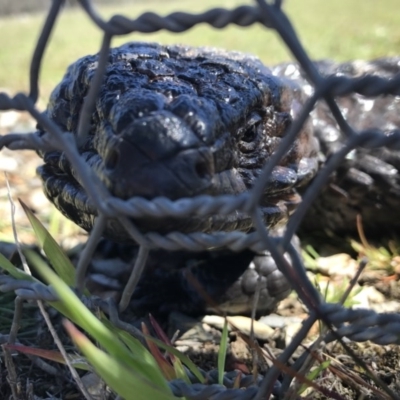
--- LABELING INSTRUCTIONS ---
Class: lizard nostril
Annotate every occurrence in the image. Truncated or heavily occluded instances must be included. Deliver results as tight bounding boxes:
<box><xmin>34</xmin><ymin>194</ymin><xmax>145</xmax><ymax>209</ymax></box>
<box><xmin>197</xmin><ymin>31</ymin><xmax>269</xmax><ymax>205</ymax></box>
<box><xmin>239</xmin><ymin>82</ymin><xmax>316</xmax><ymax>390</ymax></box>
<box><xmin>195</xmin><ymin>159</ymin><xmax>212</xmax><ymax>180</ymax></box>
<box><xmin>105</xmin><ymin>149</ymin><xmax>120</xmax><ymax>170</ymax></box>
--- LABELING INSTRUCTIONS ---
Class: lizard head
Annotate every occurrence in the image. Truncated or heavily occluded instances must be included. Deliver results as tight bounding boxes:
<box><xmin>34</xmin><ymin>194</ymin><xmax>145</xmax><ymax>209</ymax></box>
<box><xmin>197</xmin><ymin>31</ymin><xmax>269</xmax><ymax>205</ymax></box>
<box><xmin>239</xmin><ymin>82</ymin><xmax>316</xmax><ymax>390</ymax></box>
<box><xmin>38</xmin><ymin>42</ymin><xmax>318</xmax><ymax>239</ymax></box>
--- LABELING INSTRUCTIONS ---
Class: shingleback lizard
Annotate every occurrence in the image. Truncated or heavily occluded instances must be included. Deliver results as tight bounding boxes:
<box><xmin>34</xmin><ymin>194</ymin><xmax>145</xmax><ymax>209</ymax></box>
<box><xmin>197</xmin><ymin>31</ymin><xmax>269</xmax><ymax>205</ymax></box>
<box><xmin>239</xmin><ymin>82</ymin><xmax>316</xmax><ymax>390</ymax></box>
<box><xmin>36</xmin><ymin>43</ymin><xmax>400</xmax><ymax>315</ymax></box>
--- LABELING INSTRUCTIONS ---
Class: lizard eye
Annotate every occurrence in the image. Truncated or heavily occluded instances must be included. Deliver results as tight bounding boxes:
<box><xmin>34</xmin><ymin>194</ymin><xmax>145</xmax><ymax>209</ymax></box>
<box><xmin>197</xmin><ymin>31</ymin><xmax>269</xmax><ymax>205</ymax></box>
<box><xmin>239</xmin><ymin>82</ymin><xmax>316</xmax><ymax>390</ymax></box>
<box><xmin>241</xmin><ymin>126</ymin><xmax>258</xmax><ymax>143</ymax></box>
<box><xmin>240</xmin><ymin>112</ymin><xmax>262</xmax><ymax>143</ymax></box>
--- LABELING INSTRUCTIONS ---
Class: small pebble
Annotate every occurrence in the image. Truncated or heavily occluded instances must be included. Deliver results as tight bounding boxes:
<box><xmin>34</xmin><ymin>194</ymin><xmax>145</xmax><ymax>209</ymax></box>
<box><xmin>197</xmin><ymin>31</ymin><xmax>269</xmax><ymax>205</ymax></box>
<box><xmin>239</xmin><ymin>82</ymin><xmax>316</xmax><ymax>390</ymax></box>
<box><xmin>201</xmin><ymin>315</ymin><xmax>274</xmax><ymax>341</ymax></box>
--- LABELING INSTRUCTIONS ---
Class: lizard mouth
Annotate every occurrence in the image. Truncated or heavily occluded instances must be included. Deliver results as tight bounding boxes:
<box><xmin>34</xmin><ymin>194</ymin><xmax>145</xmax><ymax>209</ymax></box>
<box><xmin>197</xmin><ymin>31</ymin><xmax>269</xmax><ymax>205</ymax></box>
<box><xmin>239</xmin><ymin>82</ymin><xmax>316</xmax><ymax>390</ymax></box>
<box><xmin>37</xmin><ymin>143</ymin><xmax>316</xmax><ymax>241</ymax></box>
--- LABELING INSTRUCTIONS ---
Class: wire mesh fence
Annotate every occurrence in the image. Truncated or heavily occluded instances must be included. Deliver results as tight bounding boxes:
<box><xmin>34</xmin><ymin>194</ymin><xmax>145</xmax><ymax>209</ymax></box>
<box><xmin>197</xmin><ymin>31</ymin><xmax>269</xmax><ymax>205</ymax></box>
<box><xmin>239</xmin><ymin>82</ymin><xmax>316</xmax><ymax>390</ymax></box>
<box><xmin>1</xmin><ymin>0</ymin><xmax>400</xmax><ymax>399</ymax></box>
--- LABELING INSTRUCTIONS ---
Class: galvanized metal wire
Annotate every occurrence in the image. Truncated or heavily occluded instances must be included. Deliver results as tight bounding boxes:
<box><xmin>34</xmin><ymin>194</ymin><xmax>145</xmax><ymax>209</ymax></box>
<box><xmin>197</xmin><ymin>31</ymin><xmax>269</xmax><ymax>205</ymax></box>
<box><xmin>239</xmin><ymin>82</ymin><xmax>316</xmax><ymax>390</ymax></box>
<box><xmin>1</xmin><ymin>0</ymin><xmax>400</xmax><ymax>399</ymax></box>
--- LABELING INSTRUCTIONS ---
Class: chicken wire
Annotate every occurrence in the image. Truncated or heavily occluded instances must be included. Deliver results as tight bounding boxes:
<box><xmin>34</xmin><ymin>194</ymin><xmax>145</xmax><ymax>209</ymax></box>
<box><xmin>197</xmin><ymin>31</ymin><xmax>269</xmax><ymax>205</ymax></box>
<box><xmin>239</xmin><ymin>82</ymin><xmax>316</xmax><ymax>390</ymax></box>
<box><xmin>0</xmin><ymin>0</ymin><xmax>400</xmax><ymax>399</ymax></box>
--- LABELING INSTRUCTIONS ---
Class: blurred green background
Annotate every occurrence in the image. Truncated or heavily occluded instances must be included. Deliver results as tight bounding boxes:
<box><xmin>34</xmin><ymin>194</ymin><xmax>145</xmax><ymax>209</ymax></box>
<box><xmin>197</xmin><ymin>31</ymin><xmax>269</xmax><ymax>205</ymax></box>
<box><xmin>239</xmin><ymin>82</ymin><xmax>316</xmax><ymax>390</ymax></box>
<box><xmin>0</xmin><ymin>0</ymin><xmax>399</xmax><ymax>103</ymax></box>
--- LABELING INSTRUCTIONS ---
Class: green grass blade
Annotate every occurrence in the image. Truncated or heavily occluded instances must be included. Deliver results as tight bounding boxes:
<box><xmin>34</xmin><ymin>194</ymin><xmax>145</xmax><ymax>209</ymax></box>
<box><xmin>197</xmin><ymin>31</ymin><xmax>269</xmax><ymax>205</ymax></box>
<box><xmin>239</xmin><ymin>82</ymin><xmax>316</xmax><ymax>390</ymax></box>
<box><xmin>20</xmin><ymin>200</ymin><xmax>76</xmax><ymax>286</ymax></box>
<box><xmin>65</xmin><ymin>321</ymin><xmax>176</xmax><ymax>400</ymax></box>
<box><xmin>100</xmin><ymin>317</ymin><xmax>163</xmax><ymax>369</ymax></box>
<box><xmin>22</xmin><ymin>249</ymin><xmax>84</xmax><ymax>320</ymax></box>
<box><xmin>218</xmin><ymin>318</ymin><xmax>229</xmax><ymax>385</ymax></box>
<box><xmin>0</xmin><ymin>252</ymin><xmax>36</xmax><ymax>281</ymax></box>
<box><xmin>172</xmin><ymin>356</ymin><xmax>191</xmax><ymax>385</ymax></box>
<box><xmin>299</xmin><ymin>360</ymin><xmax>331</xmax><ymax>395</ymax></box>
<box><xmin>29</xmin><ymin>256</ymin><xmax>172</xmax><ymax>394</ymax></box>
<box><xmin>143</xmin><ymin>334</ymin><xmax>205</xmax><ymax>384</ymax></box>
<box><xmin>107</xmin><ymin>318</ymin><xmax>204</xmax><ymax>384</ymax></box>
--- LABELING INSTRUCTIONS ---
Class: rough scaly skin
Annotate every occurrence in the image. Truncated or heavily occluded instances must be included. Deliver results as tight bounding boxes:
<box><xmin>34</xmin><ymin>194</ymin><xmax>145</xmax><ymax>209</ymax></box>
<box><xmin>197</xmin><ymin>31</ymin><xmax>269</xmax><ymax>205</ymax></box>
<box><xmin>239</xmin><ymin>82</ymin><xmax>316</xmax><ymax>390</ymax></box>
<box><xmin>38</xmin><ymin>42</ymin><xmax>318</xmax><ymax>239</ymax></box>
<box><xmin>274</xmin><ymin>59</ymin><xmax>400</xmax><ymax>234</ymax></box>
<box><xmin>37</xmin><ymin>43</ymin><xmax>400</xmax><ymax>315</ymax></box>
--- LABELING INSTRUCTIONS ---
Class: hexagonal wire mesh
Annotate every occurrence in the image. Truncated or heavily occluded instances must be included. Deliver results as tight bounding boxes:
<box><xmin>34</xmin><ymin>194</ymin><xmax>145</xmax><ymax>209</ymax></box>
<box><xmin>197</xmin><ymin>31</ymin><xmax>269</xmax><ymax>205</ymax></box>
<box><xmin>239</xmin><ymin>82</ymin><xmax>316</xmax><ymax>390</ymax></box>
<box><xmin>1</xmin><ymin>0</ymin><xmax>400</xmax><ymax>399</ymax></box>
